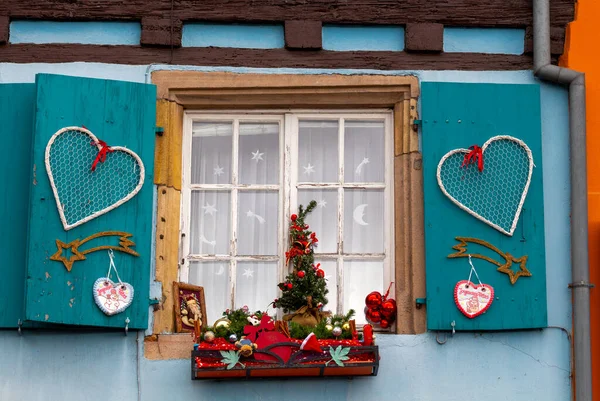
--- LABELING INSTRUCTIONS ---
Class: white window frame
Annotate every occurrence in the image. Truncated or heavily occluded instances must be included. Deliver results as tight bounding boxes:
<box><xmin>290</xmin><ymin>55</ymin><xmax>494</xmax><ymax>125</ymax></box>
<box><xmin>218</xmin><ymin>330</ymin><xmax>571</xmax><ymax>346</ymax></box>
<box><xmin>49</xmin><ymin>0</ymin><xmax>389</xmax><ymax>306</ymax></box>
<box><xmin>180</xmin><ymin>110</ymin><xmax>394</xmax><ymax>319</ymax></box>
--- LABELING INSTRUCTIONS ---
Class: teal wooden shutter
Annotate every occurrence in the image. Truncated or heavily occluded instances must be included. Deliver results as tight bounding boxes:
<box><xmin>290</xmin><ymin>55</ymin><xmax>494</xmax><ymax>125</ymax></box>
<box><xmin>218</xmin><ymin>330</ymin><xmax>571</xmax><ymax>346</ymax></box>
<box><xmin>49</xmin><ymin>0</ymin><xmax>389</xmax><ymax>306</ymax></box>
<box><xmin>0</xmin><ymin>84</ymin><xmax>36</xmax><ymax>327</ymax></box>
<box><xmin>421</xmin><ymin>83</ymin><xmax>547</xmax><ymax>331</ymax></box>
<box><xmin>24</xmin><ymin>74</ymin><xmax>156</xmax><ymax>329</ymax></box>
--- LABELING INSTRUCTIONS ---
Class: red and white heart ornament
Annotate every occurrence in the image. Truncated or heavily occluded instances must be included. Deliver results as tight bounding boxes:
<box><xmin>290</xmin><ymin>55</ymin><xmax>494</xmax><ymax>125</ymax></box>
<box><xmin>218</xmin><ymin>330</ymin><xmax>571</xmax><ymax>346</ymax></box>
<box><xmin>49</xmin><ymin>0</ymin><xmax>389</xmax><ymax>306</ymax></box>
<box><xmin>93</xmin><ymin>250</ymin><xmax>134</xmax><ymax>316</ymax></box>
<box><xmin>454</xmin><ymin>255</ymin><xmax>494</xmax><ymax>318</ymax></box>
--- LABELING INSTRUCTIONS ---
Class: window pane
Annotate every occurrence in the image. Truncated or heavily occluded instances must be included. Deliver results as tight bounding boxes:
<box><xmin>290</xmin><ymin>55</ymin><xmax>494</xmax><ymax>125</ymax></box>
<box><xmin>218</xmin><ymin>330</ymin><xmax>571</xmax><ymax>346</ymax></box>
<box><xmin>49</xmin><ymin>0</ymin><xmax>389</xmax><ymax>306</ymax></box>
<box><xmin>189</xmin><ymin>262</ymin><xmax>229</xmax><ymax>325</ymax></box>
<box><xmin>235</xmin><ymin>261</ymin><xmax>278</xmax><ymax>311</ymax></box>
<box><xmin>298</xmin><ymin>120</ymin><xmax>339</xmax><ymax>183</ymax></box>
<box><xmin>344</xmin><ymin>120</ymin><xmax>385</xmax><ymax>183</ymax></box>
<box><xmin>297</xmin><ymin>189</ymin><xmax>338</xmax><ymax>254</ymax></box>
<box><xmin>238</xmin><ymin>191</ymin><xmax>278</xmax><ymax>255</ymax></box>
<box><xmin>191</xmin><ymin>122</ymin><xmax>232</xmax><ymax>184</ymax></box>
<box><xmin>239</xmin><ymin>122</ymin><xmax>280</xmax><ymax>185</ymax></box>
<box><xmin>343</xmin><ymin>260</ymin><xmax>384</xmax><ymax>325</ymax></box>
<box><xmin>344</xmin><ymin>189</ymin><xmax>384</xmax><ymax>253</ymax></box>
<box><xmin>315</xmin><ymin>259</ymin><xmax>337</xmax><ymax>314</ymax></box>
<box><xmin>190</xmin><ymin>191</ymin><xmax>230</xmax><ymax>255</ymax></box>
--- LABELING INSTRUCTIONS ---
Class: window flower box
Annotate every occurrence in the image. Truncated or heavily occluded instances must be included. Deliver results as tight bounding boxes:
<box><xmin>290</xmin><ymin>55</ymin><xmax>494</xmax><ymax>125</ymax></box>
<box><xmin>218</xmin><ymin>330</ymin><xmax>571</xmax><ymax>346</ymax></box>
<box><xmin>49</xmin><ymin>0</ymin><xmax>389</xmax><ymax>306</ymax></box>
<box><xmin>192</xmin><ymin>339</ymin><xmax>379</xmax><ymax>379</ymax></box>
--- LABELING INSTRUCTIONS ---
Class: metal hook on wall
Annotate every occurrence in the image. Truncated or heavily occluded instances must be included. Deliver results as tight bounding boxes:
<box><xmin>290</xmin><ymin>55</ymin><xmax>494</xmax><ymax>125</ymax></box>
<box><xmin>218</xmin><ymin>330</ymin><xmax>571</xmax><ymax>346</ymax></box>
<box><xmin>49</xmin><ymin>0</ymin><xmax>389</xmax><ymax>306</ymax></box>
<box><xmin>17</xmin><ymin>319</ymin><xmax>22</xmax><ymax>336</ymax></box>
<box><xmin>435</xmin><ymin>321</ymin><xmax>456</xmax><ymax>345</ymax></box>
<box><xmin>124</xmin><ymin>317</ymin><xmax>130</xmax><ymax>336</ymax></box>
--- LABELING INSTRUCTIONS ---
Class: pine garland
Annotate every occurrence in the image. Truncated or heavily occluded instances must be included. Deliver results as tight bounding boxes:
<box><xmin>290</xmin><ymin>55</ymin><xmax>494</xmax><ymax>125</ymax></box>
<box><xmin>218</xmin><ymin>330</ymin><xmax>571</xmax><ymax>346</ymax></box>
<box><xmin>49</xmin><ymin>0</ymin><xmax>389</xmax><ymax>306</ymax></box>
<box><xmin>201</xmin><ymin>307</ymin><xmax>356</xmax><ymax>340</ymax></box>
<box><xmin>202</xmin><ymin>308</ymin><xmax>265</xmax><ymax>339</ymax></box>
<box><xmin>272</xmin><ymin>200</ymin><xmax>329</xmax><ymax>313</ymax></box>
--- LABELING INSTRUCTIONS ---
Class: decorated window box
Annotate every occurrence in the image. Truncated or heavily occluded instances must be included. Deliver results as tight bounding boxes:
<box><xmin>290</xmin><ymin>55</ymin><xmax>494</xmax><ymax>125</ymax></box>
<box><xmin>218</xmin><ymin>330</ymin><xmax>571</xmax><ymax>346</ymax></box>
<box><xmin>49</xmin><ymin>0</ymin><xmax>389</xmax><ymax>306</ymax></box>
<box><xmin>191</xmin><ymin>309</ymin><xmax>380</xmax><ymax>380</ymax></box>
<box><xmin>192</xmin><ymin>339</ymin><xmax>379</xmax><ymax>379</ymax></box>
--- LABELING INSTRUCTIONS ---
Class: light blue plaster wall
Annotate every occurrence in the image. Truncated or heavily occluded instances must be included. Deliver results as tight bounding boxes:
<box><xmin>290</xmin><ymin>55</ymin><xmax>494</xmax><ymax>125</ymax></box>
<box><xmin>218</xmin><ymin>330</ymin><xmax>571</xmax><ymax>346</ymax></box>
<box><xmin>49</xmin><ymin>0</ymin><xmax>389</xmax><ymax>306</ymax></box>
<box><xmin>322</xmin><ymin>25</ymin><xmax>404</xmax><ymax>51</ymax></box>
<box><xmin>182</xmin><ymin>23</ymin><xmax>284</xmax><ymax>48</ymax></box>
<box><xmin>9</xmin><ymin>21</ymin><xmax>141</xmax><ymax>45</ymax></box>
<box><xmin>444</xmin><ymin>28</ymin><xmax>525</xmax><ymax>55</ymax></box>
<box><xmin>0</xmin><ymin>62</ymin><xmax>572</xmax><ymax>401</ymax></box>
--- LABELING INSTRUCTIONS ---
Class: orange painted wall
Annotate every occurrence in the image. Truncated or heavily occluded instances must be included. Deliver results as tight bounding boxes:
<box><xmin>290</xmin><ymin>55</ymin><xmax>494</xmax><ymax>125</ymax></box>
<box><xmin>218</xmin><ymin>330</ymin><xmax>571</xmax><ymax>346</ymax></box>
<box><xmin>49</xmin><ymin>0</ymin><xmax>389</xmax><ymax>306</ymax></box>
<box><xmin>560</xmin><ymin>0</ymin><xmax>600</xmax><ymax>398</ymax></box>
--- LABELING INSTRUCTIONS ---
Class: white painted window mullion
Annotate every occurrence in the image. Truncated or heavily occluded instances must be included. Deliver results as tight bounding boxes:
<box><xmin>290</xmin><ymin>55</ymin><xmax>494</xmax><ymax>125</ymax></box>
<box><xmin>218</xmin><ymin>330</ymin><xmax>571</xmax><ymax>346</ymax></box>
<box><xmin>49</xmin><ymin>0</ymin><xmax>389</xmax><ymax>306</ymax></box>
<box><xmin>337</xmin><ymin>117</ymin><xmax>345</xmax><ymax>315</ymax></box>
<box><xmin>179</xmin><ymin>113</ymin><xmax>194</xmax><ymax>283</ymax></box>
<box><xmin>284</xmin><ymin>114</ymin><xmax>297</xmax><ymax>281</ymax></box>
<box><xmin>384</xmin><ymin>113</ymin><xmax>395</xmax><ymax>300</ymax></box>
<box><xmin>230</xmin><ymin>118</ymin><xmax>240</xmax><ymax>310</ymax></box>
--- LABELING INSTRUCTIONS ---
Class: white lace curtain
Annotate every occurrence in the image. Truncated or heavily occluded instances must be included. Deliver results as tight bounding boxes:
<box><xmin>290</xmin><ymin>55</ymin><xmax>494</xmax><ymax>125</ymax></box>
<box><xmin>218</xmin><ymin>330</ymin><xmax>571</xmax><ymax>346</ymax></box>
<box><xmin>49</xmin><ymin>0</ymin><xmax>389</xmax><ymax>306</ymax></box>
<box><xmin>188</xmin><ymin>119</ymin><xmax>386</xmax><ymax>324</ymax></box>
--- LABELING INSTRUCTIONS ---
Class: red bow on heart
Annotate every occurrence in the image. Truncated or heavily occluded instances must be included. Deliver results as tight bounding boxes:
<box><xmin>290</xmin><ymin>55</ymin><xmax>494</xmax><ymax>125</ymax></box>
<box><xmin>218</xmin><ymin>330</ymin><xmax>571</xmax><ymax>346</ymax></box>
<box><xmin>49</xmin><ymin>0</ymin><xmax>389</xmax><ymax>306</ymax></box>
<box><xmin>461</xmin><ymin>145</ymin><xmax>484</xmax><ymax>172</ymax></box>
<box><xmin>91</xmin><ymin>139</ymin><xmax>114</xmax><ymax>172</ymax></box>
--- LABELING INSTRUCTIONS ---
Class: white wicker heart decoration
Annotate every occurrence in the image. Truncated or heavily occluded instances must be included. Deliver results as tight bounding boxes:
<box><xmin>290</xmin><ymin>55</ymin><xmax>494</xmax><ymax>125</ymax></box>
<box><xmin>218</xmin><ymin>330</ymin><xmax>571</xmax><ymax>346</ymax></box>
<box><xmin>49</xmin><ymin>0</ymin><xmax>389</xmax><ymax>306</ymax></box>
<box><xmin>93</xmin><ymin>278</ymin><xmax>134</xmax><ymax>316</ymax></box>
<box><xmin>437</xmin><ymin>135</ymin><xmax>534</xmax><ymax>236</ymax></box>
<box><xmin>45</xmin><ymin>126</ymin><xmax>145</xmax><ymax>230</ymax></box>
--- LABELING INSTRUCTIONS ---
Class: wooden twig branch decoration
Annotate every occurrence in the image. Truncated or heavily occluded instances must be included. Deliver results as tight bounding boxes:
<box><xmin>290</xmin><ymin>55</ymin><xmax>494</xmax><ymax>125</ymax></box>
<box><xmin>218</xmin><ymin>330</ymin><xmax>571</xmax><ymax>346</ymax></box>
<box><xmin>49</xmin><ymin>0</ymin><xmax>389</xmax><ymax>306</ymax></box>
<box><xmin>50</xmin><ymin>231</ymin><xmax>139</xmax><ymax>272</ymax></box>
<box><xmin>448</xmin><ymin>237</ymin><xmax>531</xmax><ymax>285</ymax></box>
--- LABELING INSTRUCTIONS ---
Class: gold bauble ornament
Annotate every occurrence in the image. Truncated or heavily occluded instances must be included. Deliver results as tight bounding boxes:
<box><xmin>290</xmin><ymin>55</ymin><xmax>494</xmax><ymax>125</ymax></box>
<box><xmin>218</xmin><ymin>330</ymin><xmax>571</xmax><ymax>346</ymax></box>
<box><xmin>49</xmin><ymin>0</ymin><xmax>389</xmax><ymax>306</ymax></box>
<box><xmin>342</xmin><ymin>322</ymin><xmax>350</xmax><ymax>331</ymax></box>
<box><xmin>214</xmin><ymin>317</ymin><xmax>231</xmax><ymax>329</ymax></box>
<box><xmin>325</xmin><ymin>324</ymin><xmax>333</xmax><ymax>331</ymax></box>
<box><xmin>203</xmin><ymin>331</ymin><xmax>215</xmax><ymax>343</ymax></box>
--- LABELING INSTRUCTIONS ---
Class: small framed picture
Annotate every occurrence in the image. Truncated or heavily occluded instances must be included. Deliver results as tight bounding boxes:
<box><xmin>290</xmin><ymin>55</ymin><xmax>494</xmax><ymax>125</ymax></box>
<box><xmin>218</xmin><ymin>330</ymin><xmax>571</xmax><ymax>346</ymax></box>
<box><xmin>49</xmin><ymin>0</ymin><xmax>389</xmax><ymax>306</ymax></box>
<box><xmin>173</xmin><ymin>282</ymin><xmax>208</xmax><ymax>333</ymax></box>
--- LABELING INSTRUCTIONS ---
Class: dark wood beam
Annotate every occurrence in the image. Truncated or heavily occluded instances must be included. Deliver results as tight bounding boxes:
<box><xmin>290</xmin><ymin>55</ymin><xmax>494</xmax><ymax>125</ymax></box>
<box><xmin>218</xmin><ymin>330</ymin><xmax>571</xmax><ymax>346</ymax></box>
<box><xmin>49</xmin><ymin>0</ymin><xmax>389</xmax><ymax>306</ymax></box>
<box><xmin>285</xmin><ymin>21</ymin><xmax>322</xmax><ymax>50</ymax></box>
<box><xmin>0</xmin><ymin>0</ymin><xmax>575</xmax><ymax>28</ymax></box>
<box><xmin>141</xmin><ymin>16</ymin><xmax>182</xmax><ymax>47</ymax></box>
<box><xmin>405</xmin><ymin>23</ymin><xmax>443</xmax><ymax>53</ymax></box>
<box><xmin>0</xmin><ymin>44</ymin><xmax>541</xmax><ymax>71</ymax></box>
<box><xmin>0</xmin><ymin>16</ymin><xmax>8</xmax><ymax>45</ymax></box>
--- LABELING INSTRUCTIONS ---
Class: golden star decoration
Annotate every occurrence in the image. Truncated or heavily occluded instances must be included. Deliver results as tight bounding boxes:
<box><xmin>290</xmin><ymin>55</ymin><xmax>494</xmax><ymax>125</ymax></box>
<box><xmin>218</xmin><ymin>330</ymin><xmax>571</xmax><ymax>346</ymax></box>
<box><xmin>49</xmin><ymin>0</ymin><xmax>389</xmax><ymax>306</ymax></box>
<box><xmin>448</xmin><ymin>237</ymin><xmax>532</xmax><ymax>285</ymax></box>
<box><xmin>496</xmin><ymin>253</ymin><xmax>532</xmax><ymax>285</ymax></box>
<box><xmin>49</xmin><ymin>231</ymin><xmax>139</xmax><ymax>272</ymax></box>
<box><xmin>50</xmin><ymin>239</ymin><xmax>86</xmax><ymax>272</ymax></box>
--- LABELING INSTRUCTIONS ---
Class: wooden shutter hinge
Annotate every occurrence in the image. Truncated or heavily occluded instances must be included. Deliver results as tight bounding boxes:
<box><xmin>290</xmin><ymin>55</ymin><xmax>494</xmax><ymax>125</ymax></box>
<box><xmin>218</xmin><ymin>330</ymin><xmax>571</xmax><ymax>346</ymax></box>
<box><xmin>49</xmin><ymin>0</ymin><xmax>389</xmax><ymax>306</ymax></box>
<box><xmin>412</xmin><ymin>119</ymin><xmax>422</xmax><ymax>132</ymax></box>
<box><xmin>155</xmin><ymin>126</ymin><xmax>165</xmax><ymax>136</ymax></box>
<box><xmin>415</xmin><ymin>297</ymin><xmax>426</xmax><ymax>309</ymax></box>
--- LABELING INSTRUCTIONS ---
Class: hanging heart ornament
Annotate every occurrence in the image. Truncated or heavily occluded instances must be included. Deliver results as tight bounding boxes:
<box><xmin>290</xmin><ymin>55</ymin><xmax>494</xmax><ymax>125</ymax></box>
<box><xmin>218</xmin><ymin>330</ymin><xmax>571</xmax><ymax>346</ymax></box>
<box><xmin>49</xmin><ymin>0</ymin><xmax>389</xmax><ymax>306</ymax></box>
<box><xmin>454</xmin><ymin>280</ymin><xmax>494</xmax><ymax>319</ymax></box>
<box><xmin>437</xmin><ymin>135</ymin><xmax>534</xmax><ymax>236</ymax></box>
<box><xmin>93</xmin><ymin>278</ymin><xmax>134</xmax><ymax>316</ymax></box>
<box><xmin>45</xmin><ymin>126</ymin><xmax>145</xmax><ymax>230</ymax></box>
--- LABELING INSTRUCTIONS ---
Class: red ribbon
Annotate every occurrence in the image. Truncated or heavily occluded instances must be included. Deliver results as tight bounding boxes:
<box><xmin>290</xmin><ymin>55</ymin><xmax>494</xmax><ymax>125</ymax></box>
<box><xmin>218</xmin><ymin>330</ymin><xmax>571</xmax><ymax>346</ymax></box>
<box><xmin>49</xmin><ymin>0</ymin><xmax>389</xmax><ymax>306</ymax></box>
<box><xmin>91</xmin><ymin>140</ymin><xmax>114</xmax><ymax>171</ymax></box>
<box><xmin>461</xmin><ymin>145</ymin><xmax>484</xmax><ymax>172</ymax></box>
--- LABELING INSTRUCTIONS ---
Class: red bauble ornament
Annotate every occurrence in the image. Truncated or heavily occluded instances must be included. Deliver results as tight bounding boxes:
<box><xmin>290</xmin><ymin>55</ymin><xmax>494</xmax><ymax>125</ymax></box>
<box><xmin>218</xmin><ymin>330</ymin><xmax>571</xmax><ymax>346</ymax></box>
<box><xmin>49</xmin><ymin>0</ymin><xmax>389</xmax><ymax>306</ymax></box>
<box><xmin>316</xmin><ymin>269</ymin><xmax>325</xmax><ymax>278</ymax></box>
<box><xmin>380</xmin><ymin>299</ymin><xmax>397</xmax><ymax>321</ymax></box>
<box><xmin>291</xmin><ymin>214</ymin><xmax>298</xmax><ymax>221</ymax></box>
<box><xmin>287</xmin><ymin>283</ymin><xmax>293</xmax><ymax>290</ymax></box>
<box><xmin>365</xmin><ymin>291</ymin><xmax>383</xmax><ymax>309</ymax></box>
<box><xmin>297</xmin><ymin>270</ymin><xmax>305</xmax><ymax>278</ymax></box>
<box><xmin>365</xmin><ymin>308</ymin><xmax>382</xmax><ymax>323</ymax></box>
<box><xmin>379</xmin><ymin>319</ymin><xmax>390</xmax><ymax>329</ymax></box>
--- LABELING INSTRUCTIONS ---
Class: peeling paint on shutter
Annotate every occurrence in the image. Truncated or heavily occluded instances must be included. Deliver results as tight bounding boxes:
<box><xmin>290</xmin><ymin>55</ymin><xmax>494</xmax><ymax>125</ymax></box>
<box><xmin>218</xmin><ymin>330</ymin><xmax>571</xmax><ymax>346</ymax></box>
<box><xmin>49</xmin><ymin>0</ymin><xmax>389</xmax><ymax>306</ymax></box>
<box><xmin>24</xmin><ymin>74</ymin><xmax>156</xmax><ymax>329</ymax></box>
<box><xmin>421</xmin><ymin>83</ymin><xmax>547</xmax><ymax>331</ymax></box>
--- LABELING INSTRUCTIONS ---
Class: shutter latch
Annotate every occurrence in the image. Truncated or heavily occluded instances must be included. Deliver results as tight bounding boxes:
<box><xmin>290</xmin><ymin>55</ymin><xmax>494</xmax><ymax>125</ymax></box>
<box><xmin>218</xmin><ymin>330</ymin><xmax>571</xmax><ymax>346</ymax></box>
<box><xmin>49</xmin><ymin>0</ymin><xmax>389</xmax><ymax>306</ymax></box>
<box><xmin>415</xmin><ymin>297</ymin><xmax>426</xmax><ymax>309</ymax></box>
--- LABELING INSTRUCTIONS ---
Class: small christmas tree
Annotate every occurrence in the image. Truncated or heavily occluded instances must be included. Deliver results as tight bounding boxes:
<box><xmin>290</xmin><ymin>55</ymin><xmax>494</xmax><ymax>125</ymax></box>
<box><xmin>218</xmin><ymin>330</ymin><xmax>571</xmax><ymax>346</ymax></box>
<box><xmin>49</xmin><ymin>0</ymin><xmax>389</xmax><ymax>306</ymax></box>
<box><xmin>273</xmin><ymin>201</ymin><xmax>329</xmax><ymax>325</ymax></box>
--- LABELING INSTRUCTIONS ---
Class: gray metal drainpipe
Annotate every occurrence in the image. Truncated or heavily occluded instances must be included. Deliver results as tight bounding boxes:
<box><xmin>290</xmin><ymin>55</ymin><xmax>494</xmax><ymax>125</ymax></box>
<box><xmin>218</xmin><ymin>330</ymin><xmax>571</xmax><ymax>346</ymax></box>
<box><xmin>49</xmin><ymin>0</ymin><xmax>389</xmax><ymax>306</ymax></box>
<box><xmin>533</xmin><ymin>0</ymin><xmax>592</xmax><ymax>400</ymax></box>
